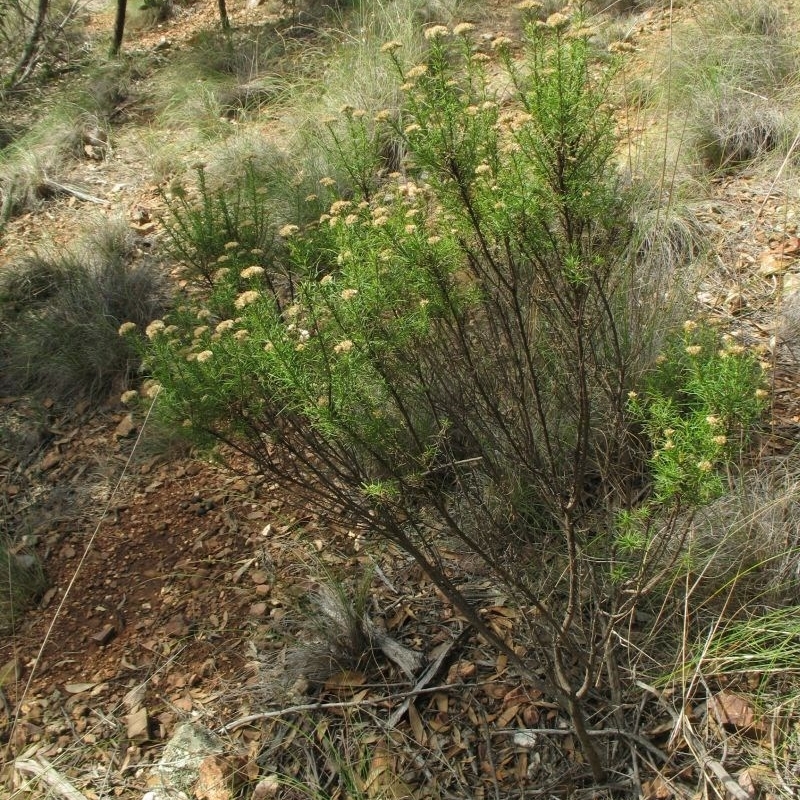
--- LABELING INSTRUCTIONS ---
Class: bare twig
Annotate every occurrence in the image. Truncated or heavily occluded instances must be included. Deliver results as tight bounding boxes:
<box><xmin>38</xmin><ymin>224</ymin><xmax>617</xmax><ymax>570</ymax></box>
<box><xmin>501</xmin><ymin>726</ymin><xmax>669</xmax><ymax>763</ymax></box>
<box><xmin>386</xmin><ymin>628</ymin><xmax>469</xmax><ymax>729</ymax></box>
<box><xmin>637</xmin><ymin>681</ymin><xmax>749</xmax><ymax>800</ymax></box>
<box><xmin>14</xmin><ymin>757</ymin><xmax>89</xmax><ymax>800</ymax></box>
<box><xmin>41</xmin><ymin>179</ymin><xmax>109</xmax><ymax>205</ymax></box>
<box><xmin>219</xmin><ymin>680</ymin><xmax>469</xmax><ymax>734</ymax></box>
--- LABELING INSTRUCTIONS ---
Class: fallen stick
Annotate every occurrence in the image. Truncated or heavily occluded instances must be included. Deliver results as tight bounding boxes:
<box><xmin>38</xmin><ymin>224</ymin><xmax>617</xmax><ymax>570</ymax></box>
<box><xmin>636</xmin><ymin>681</ymin><xmax>749</xmax><ymax>800</ymax></box>
<box><xmin>385</xmin><ymin>628</ymin><xmax>469</xmax><ymax>729</ymax></box>
<box><xmin>41</xmin><ymin>178</ymin><xmax>109</xmax><ymax>205</ymax></box>
<box><xmin>219</xmin><ymin>680</ymin><xmax>468</xmax><ymax>734</ymax></box>
<box><xmin>681</xmin><ymin>718</ymin><xmax>750</xmax><ymax>800</ymax></box>
<box><xmin>14</xmin><ymin>757</ymin><xmax>89</xmax><ymax>800</ymax></box>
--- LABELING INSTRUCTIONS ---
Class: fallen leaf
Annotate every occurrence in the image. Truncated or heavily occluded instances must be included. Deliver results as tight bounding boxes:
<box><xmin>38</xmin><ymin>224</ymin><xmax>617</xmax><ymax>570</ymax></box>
<box><xmin>195</xmin><ymin>755</ymin><xmax>240</xmax><ymax>800</ymax></box>
<box><xmin>642</xmin><ymin>775</ymin><xmax>673</xmax><ymax>799</ymax></box>
<box><xmin>709</xmin><ymin>690</ymin><xmax>756</xmax><ymax>730</ymax></box>
<box><xmin>407</xmin><ymin>702</ymin><xmax>427</xmax><ymax>746</ymax></box>
<box><xmin>64</xmin><ymin>683</ymin><xmax>96</xmax><ymax>694</ymax></box>
<box><xmin>0</xmin><ymin>659</ymin><xmax>21</xmax><ymax>687</ymax></box>
<box><xmin>126</xmin><ymin>706</ymin><xmax>149</xmax><ymax>740</ymax></box>
<box><xmin>497</xmin><ymin>703</ymin><xmax>521</xmax><ymax>727</ymax></box>
<box><xmin>324</xmin><ymin>671</ymin><xmax>366</xmax><ymax>689</ymax></box>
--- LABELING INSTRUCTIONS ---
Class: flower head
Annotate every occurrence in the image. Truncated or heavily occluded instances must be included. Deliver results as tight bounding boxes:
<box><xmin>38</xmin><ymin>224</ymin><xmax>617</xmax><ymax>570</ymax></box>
<box><xmin>240</xmin><ymin>266</ymin><xmax>265</xmax><ymax>279</ymax></box>
<box><xmin>334</xmin><ymin>339</ymin><xmax>355</xmax><ymax>354</ymax></box>
<box><xmin>330</xmin><ymin>200</ymin><xmax>352</xmax><ymax>215</ymax></box>
<box><xmin>196</xmin><ymin>350</ymin><xmax>214</xmax><ymax>363</ymax></box>
<box><xmin>453</xmin><ymin>22</ymin><xmax>475</xmax><ymax>35</ymax></box>
<box><xmin>546</xmin><ymin>12</ymin><xmax>570</xmax><ymax>28</ymax></box>
<box><xmin>145</xmin><ymin>320</ymin><xmax>166</xmax><ymax>340</ymax></box>
<box><xmin>380</xmin><ymin>40</ymin><xmax>403</xmax><ymax>53</ymax></box>
<box><xmin>120</xmin><ymin>390</ymin><xmax>139</xmax><ymax>404</ymax></box>
<box><xmin>685</xmin><ymin>345</ymin><xmax>702</xmax><ymax>356</ymax></box>
<box><xmin>341</xmin><ymin>288</ymin><xmax>359</xmax><ymax>301</ymax></box>
<box><xmin>424</xmin><ymin>25</ymin><xmax>450</xmax><ymax>40</ymax></box>
<box><xmin>118</xmin><ymin>322</ymin><xmax>137</xmax><ymax>336</ymax></box>
<box><xmin>697</xmin><ymin>460</ymin><xmax>713</xmax><ymax>472</ymax></box>
<box><xmin>216</xmin><ymin>319</ymin><xmax>236</xmax><ymax>334</ymax></box>
<box><xmin>235</xmin><ymin>290</ymin><xmax>261</xmax><ymax>309</ymax></box>
<box><xmin>278</xmin><ymin>224</ymin><xmax>299</xmax><ymax>238</ymax></box>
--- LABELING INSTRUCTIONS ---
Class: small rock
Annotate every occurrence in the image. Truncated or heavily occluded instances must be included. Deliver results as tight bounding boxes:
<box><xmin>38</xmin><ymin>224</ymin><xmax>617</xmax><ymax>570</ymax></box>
<box><xmin>91</xmin><ymin>624</ymin><xmax>116</xmax><ymax>646</ymax></box>
<box><xmin>194</xmin><ymin>755</ymin><xmax>240</xmax><ymax>800</ymax></box>
<box><xmin>249</xmin><ymin>602</ymin><xmax>267</xmax><ymax>617</ymax></box>
<box><xmin>127</xmin><ymin>706</ymin><xmax>149</xmax><ymax>740</ymax></box>
<box><xmin>252</xmin><ymin>776</ymin><xmax>280</xmax><ymax>799</ymax></box>
<box><xmin>40</xmin><ymin>450</ymin><xmax>62</xmax><ymax>470</ymax></box>
<box><xmin>254</xmin><ymin>584</ymin><xmax>270</xmax><ymax>596</ymax></box>
<box><xmin>152</xmin><ymin>723</ymin><xmax>223</xmax><ymax>795</ymax></box>
<box><xmin>115</xmin><ymin>414</ymin><xmax>138</xmax><ymax>439</ymax></box>
<box><xmin>163</xmin><ymin>614</ymin><xmax>189</xmax><ymax>638</ymax></box>
<box><xmin>250</xmin><ymin>570</ymin><xmax>268</xmax><ymax>585</ymax></box>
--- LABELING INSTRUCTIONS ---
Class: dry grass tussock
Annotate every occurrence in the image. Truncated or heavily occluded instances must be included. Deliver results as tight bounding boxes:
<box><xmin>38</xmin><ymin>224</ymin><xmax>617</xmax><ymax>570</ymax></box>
<box><xmin>0</xmin><ymin>217</ymin><xmax>170</xmax><ymax>404</ymax></box>
<box><xmin>644</xmin><ymin>0</ymin><xmax>800</xmax><ymax>175</ymax></box>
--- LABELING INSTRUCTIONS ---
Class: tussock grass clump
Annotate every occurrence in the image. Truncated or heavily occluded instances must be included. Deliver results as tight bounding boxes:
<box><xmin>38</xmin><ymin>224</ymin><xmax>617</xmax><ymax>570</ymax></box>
<box><xmin>0</xmin><ymin>534</ymin><xmax>47</xmax><ymax>634</ymax></box>
<box><xmin>0</xmin><ymin>62</ymin><xmax>141</xmax><ymax>222</ymax></box>
<box><xmin>685</xmin><ymin>452</ymin><xmax>800</xmax><ymax>603</ymax></box>
<box><xmin>155</xmin><ymin>27</ymin><xmax>290</xmax><ymax>131</ymax></box>
<box><xmin>0</xmin><ymin>113</ymin><xmax>84</xmax><ymax>220</ymax></box>
<box><xmin>0</xmin><ymin>219</ymin><xmax>170</xmax><ymax>404</ymax></box>
<box><xmin>650</xmin><ymin>0</ymin><xmax>800</xmax><ymax>174</ymax></box>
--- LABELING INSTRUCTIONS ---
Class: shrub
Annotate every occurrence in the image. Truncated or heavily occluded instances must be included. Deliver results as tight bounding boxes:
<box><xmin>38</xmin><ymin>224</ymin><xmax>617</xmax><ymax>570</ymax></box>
<box><xmin>138</xmin><ymin>21</ymin><xmax>762</xmax><ymax>779</ymax></box>
<box><xmin>628</xmin><ymin>322</ymin><xmax>767</xmax><ymax>506</ymax></box>
<box><xmin>0</xmin><ymin>220</ymin><xmax>170</xmax><ymax>404</ymax></box>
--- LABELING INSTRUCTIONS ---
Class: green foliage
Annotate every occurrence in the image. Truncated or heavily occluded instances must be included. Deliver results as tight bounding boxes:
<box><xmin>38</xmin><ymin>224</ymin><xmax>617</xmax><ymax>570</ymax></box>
<box><xmin>628</xmin><ymin>322</ymin><xmax>766</xmax><ymax>505</ymax></box>
<box><xmin>161</xmin><ymin>162</ymin><xmax>291</xmax><ymax>289</ymax></box>
<box><xmin>145</xmin><ymin>22</ymin><xmax>644</xmax><ymax>507</ymax></box>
